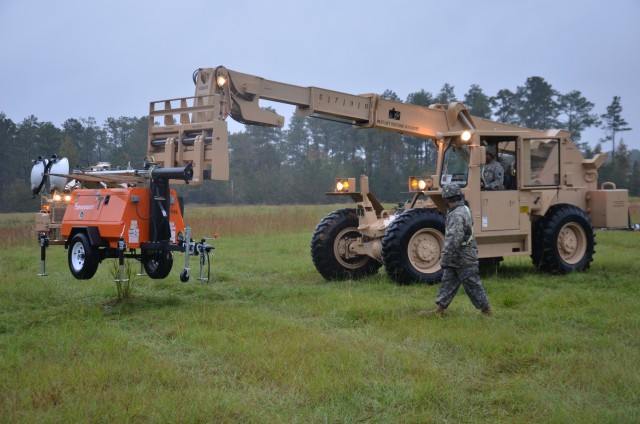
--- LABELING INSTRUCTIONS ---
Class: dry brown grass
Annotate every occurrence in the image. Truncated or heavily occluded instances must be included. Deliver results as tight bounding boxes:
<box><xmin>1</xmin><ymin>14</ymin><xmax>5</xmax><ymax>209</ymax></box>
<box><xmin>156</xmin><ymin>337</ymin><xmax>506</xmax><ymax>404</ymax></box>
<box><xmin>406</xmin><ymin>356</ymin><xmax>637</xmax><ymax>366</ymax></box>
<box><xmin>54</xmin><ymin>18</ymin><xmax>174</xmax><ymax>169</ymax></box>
<box><xmin>0</xmin><ymin>223</ymin><xmax>34</xmax><ymax>247</ymax></box>
<box><xmin>0</xmin><ymin>204</ymin><xmax>349</xmax><ymax>249</ymax></box>
<box><xmin>1</xmin><ymin>200</ymin><xmax>637</xmax><ymax>250</ymax></box>
<box><xmin>184</xmin><ymin>204</ymin><xmax>340</xmax><ymax>237</ymax></box>
<box><xmin>0</xmin><ymin>212</ymin><xmax>37</xmax><ymax>247</ymax></box>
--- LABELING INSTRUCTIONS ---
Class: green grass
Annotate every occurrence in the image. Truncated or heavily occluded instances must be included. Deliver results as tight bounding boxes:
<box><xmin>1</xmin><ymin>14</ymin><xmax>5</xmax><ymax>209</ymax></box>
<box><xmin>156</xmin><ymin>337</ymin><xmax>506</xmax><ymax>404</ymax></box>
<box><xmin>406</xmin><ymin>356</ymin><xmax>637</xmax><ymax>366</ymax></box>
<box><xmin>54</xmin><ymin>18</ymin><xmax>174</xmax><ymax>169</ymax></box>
<box><xmin>1</xmin><ymin>206</ymin><xmax>639</xmax><ymax>422</ymax></box>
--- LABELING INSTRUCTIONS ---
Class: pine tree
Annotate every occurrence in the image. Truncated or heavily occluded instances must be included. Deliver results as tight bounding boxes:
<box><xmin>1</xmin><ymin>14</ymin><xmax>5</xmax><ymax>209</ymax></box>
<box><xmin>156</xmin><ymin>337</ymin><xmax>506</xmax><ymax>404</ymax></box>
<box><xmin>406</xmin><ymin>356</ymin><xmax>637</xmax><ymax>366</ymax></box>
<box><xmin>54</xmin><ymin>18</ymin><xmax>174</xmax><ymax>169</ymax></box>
<box><xmin>490</xmin><ymin>89</ymin><xmax>518</xmax><ymax>124</ymax></box>
<box><xmin>600</xmin><ymin>96</ymin><xmax>631</xmax><ymax>161</ymax></box>
<box><xmin>559</xmin><ymin>90</ymin><xmax>599</xmax><ymax>141</ymax></box>
<box><xmin>435</xmin><ymin>83</ymin><xmax>457</xmax><ymax>104</ymax></box>
<box><xmin>629</xmin><ymin>159</ymin><xmax>640</xmax><ymax>196</ymax></box>
<box><xmin>514</xmin><ymin>77</ymin><xmax>560</xmax><ymax>129</ymax></box>
<box><xmin>406</xmin><ymin>89</ymin><xmax>434</xmax><ymax>107</ymax></box>
<box><xmin>464</xmin><ymin>84</ymin><xmax>492</xmax><ymax>119</ymax></box>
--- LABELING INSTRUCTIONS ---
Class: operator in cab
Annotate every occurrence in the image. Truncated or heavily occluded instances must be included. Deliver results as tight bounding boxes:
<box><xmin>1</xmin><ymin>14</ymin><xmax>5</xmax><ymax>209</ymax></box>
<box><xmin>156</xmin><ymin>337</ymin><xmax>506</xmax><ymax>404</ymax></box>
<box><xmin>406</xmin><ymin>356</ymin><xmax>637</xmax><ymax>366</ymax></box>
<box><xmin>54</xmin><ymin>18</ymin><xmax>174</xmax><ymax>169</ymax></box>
<box><xmin>481</xmin><ymin>145</ymin><xmax>504</xmax><ymax>190</ymax></box>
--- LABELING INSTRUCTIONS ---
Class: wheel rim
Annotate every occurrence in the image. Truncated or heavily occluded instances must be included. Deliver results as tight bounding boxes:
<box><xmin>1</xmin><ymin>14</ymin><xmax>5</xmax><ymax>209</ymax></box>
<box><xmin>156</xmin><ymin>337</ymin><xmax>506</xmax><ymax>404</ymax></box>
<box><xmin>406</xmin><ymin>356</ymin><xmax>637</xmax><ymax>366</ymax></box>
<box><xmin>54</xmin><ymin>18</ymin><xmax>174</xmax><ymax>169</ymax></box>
<box><xmin>333</xmin><ymin>227</ymin><xmax>370</xmax><ymax>270</ymax></box>
<box><xmin>557</xmin><ymin>222</ymin><xmax>587</xmax><ymax>264</ymax></box>
<box><xmin>407</xmin><ymin>228</ymin><xmax>444</xmax><ymax>273</ymax></box>
<box><xmin>71</xmin><ymin>242</ymin><xmax>86</xmax><ymax>271</ymax></box>
<box><xmin>146</xmin><ymin>259</ymin><xmax>159</xmax><ymax>273</ymax></box>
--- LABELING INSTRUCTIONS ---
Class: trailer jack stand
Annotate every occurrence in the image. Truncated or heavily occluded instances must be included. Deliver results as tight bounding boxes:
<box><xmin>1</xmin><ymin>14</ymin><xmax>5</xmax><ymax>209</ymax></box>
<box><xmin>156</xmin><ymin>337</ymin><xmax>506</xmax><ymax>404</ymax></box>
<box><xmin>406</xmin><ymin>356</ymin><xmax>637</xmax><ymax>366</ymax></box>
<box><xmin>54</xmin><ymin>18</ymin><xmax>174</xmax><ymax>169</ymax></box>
<box><xmin>196</xmin><ymin>236</ymin><xmax>216</xmax><ymax>282</ymax></box>
<box><xmin>136</xmin><ymin>253</ymin><xmax>146</xmax><ymax>277</ymax></box>
<box><xmin>115</xmin><ymin>236</ymin><xmax>129</xmax><ymax>283</ymax></box>
<box><xmin>137</xmin><ymin>261</ymin><xmax>146</xmax><ymax>276</ymax></box>
<box><xmin>37</xmin><ymin>231</ymin><xmax>49</xmax><ymax>277</ymax></box>
<box><xmin>197</xmin><ymin>244</ymin><xmax>208</xmax><ymax>281</ymax></box>
<box><xmin>180</xmin><ymin>226</ymin><xmax>192</xmax><ymax>283</ymax></box>
<box><xmin>179</xmin><ymin>226</ymin><xmax>216</xmax><ymax>283</ymax></box>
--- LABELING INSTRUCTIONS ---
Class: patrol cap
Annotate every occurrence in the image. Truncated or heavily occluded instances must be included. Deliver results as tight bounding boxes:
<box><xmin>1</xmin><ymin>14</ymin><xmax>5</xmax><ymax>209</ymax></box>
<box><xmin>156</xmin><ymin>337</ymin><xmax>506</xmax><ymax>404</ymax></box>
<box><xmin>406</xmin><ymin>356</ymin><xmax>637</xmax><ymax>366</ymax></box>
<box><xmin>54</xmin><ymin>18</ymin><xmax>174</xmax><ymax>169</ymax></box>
<box><xmin>442</xmin><ymin>184</ymin><xmax>463</xmax><ymax>201</ymax></box>
<box><xmin>486</xmin><ymin>145</ymin><xmax>497</xmax><ymax>157</ymax></box>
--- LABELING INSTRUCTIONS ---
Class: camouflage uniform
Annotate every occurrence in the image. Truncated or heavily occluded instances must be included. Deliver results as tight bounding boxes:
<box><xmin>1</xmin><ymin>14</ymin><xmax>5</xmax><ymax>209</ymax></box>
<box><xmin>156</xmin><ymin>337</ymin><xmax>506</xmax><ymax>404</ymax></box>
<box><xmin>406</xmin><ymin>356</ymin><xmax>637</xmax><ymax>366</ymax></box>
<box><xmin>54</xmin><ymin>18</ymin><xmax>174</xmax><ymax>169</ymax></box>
<box><xmin>434</xmin><ymin>185</ymin><xmax>490</xmax><ymax>311</ymax></box>
<box><xmin>483</xmin><ymin>147</ymin><xmax>504</xmax><ymax>190</ymax></box>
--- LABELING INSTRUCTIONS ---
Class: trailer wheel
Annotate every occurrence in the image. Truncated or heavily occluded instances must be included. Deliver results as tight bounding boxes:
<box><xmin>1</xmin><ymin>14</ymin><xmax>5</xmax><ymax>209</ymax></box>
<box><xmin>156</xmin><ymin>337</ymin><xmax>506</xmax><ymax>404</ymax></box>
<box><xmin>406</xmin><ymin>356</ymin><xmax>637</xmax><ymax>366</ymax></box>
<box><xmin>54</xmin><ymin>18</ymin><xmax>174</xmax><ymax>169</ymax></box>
<box><xmin>68</xmin><ymin>233</ymin><xmax>99</xmax><ymax>280</ymax></box>
<box><xmin>179</xmin><ymin>269</ymin><xmax>189</xmax><ymax>283</ymax></box>
<box><xmin>142</xmin><ymin>251</ymin><xmax>174</xmax><ymax>279</ymax></box>
<box><xmin>382</xmin><ymin>208</ymin><xmax>445</xmax><ymax>284</ymax></box>
<box><xmin>531</xmin><ymin>205</ymin><xmax>595</xmax><ymax>274</ymax></box>
<box><xmin>311</xmin><ymin>208</ymin><xmax>381</xmax><ymax>280</ymax></box>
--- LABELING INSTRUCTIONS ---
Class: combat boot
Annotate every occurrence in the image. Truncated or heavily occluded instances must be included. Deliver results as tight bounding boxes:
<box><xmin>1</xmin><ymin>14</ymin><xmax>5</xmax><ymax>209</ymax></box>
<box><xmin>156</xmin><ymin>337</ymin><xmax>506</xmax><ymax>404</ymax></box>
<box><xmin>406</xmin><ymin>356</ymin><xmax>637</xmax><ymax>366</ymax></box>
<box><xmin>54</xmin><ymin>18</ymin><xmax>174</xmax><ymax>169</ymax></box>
<box><xmin>481</xmin><ymin>307</ymin><xmax>493</xmax><ymax>316</ymax></box>
<box><xmin>418</xmin><ymin>304</ymin><xmax>445</xmax><ymax>317</ymax></box>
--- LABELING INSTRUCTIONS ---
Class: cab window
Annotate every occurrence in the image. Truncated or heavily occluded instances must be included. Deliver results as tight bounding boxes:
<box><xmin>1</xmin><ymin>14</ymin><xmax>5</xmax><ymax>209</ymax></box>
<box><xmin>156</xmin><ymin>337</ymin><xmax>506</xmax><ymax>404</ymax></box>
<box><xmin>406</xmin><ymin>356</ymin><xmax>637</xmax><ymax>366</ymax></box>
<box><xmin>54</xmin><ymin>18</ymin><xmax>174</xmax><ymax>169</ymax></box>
<box><xmin>440</xmin><ymin>144</ymin><xmax>470</xmax><ymax>187</ymax></box>
<box><xmin>525</xmin><ymin>139</ymin><xmax>560</xmax><ymax>186</ymax></box>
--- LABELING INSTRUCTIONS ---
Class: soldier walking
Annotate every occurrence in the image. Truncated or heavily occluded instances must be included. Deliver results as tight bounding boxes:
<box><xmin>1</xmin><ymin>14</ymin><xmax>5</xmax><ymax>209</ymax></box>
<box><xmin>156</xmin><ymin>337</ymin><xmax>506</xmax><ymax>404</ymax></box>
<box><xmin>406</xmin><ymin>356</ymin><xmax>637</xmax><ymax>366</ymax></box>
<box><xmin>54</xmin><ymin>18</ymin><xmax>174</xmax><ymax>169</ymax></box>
<box><xmin>419</xmin><ymin>184</ymin><xmax>492</xmax><ymax>317</ymax></box>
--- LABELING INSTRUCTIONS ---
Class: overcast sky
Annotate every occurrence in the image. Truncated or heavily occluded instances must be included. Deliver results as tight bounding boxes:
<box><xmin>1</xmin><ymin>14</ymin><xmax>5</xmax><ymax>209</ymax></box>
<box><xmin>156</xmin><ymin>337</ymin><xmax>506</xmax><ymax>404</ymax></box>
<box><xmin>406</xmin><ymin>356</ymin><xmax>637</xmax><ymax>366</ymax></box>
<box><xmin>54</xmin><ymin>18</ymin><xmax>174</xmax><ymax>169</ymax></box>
<box><xmin>1</xmin><ymin>0</ymin><xmax>639</xmax><ymax>151</ymax></box>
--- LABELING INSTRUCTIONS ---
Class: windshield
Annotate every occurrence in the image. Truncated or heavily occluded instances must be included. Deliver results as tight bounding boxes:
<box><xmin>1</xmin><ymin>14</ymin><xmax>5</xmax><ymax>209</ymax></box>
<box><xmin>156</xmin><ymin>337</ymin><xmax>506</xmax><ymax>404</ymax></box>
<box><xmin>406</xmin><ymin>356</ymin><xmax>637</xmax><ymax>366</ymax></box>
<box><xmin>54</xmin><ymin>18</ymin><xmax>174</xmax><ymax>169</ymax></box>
<box><xmin>440</xmin><ymin>144</ymin><xmax>470</xmax><ymax>187</ymax></box>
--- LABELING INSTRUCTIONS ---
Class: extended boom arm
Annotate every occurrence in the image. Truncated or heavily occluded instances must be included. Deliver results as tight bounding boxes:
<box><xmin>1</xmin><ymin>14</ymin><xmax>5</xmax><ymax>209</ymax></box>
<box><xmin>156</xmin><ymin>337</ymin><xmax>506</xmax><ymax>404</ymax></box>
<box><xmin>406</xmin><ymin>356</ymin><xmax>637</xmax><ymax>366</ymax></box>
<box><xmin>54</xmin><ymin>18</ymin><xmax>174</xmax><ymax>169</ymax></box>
<box><xmin>147</xmin><ymin>66</ymin><xmax>477</xmax><ymax>183</ymax></box>
<box><xmin>201</xmin><ymin>66</ymin><xmax>475</xmax><ymax>138</ymax></box>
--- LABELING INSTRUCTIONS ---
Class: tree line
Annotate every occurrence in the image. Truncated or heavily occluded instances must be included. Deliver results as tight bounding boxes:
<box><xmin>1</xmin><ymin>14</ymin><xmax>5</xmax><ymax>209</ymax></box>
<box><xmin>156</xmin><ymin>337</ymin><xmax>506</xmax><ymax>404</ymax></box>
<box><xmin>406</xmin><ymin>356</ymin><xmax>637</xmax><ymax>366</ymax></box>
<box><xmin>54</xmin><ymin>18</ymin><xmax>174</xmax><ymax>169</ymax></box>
<box><xmin>0</xmin><ymin>76</ymin><xmax>637</xmax><ymax>213</ymax></box>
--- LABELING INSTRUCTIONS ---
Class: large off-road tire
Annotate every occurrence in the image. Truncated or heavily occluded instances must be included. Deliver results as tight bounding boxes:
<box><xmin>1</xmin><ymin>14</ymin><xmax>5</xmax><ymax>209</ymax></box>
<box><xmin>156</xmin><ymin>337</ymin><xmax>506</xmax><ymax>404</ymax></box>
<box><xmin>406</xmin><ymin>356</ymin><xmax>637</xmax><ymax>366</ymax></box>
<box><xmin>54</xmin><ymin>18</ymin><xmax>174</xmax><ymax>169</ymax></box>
<box><xmin>531</xmin><ymin>205</ymin><xmax>595</xmax><ymax>274</ymax></box>
<box><xmin>68</xmin><ymin>233</ymin><xmax>99</xmax><ymax>280</ymax></box>
<box><xmin>311</xmin><ymin>208</ymin><xmax>382</xmax><ymax>280</ymax></box>
<box><xmin>381</xmin><ymin>208</ymin><xmax>446</xmax><ymax>284</ymax></box>
<box><xmin>142</xmin><ymin>250</ymin><xmax>174</xmax><ymax>279</ymax></box>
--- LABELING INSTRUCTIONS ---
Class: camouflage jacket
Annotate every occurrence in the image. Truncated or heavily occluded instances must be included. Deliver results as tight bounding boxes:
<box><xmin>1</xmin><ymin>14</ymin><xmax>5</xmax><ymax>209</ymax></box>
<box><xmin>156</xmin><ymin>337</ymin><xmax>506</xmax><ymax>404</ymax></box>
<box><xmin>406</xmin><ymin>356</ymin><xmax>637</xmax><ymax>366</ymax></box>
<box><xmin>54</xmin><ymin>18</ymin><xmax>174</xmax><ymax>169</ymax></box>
<box><xmin>440</xmin><ymin>201</ymin><xmax>478</xmax><ymax>268</ymax></box>
<box><xmin>483</xmin><ymin>160</ymin><xmax>504</xmax><ymax>190</ymax></box>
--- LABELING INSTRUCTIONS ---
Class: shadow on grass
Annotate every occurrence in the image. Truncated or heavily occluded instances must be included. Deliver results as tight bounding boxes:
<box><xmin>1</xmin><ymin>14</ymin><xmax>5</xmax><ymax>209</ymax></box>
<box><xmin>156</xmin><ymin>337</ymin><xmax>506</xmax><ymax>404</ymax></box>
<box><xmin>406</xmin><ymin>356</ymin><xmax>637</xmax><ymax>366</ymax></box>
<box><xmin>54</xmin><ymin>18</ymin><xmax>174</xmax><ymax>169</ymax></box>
<box><xmin>312</xmin><ymin>262</ymin><xmax>547</xmax><ymax>288</ymax></box>
<box><xmin>100</xmin><ymin>293</ymin><xmax>182</xmax><ymax>316</ymax></box>
<box><xmin>317</xmin><ymin>272</ymin><xmax>389</xmax><ymax>288</ymax></box>
<box><xmin>480</xmin><ymin>263</ymin><xmax>537</xmax><ymax>281</ymax></box>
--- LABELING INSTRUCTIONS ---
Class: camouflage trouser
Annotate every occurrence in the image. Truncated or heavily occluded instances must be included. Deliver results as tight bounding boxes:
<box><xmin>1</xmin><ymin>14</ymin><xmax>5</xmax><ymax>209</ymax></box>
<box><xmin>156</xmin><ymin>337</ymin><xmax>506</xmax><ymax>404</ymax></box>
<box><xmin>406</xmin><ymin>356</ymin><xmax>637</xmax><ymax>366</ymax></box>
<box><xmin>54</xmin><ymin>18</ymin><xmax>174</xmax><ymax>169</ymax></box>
<box><xmin>435</xmin><ymin>266</ymin><xmax>490</xmax><ymax>310</ymax></box>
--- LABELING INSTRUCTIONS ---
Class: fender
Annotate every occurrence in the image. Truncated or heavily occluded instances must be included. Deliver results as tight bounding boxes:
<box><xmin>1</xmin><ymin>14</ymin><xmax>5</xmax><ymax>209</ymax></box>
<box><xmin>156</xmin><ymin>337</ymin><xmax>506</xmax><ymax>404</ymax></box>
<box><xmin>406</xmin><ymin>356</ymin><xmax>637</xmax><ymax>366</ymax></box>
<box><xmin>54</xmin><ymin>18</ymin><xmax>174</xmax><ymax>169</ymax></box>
<box><xmin>65</xmin><ymin>226</ymin><xmax>107</xmax><ymax>248</ymax></box>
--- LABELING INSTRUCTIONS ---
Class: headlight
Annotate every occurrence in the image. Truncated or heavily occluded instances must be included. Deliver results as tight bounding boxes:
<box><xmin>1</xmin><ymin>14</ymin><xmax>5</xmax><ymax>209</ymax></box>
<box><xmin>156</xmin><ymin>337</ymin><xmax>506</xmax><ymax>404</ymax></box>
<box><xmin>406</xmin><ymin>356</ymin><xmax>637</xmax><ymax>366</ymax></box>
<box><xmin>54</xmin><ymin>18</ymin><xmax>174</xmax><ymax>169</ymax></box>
<box><xmin>216</xmin><ymin>75</ymin><xmax>227</xmax><ymax>87</ymax></box>
<box><xmin>409</xmin><ymin>177</ymin><xmax>432</xmax><ymax>192</ymax></box>
<box><xmin>461</xmin><ymin>131</ymin><xmax>472</xmax><ymax>143</ymax></box>
<box><xmin>335</xmin><ymin>178</ymin><xmax>356</xmax><ymax>193</ymax></box>
<box><xmin>53</xmin><ymin>194</ymin><xmax>62</xmax><ymax>201</ymax></box>
<box><xmin>64</xmin><ymin>195</ymin><xmax>72</xmax><ymax>202</ymax></box>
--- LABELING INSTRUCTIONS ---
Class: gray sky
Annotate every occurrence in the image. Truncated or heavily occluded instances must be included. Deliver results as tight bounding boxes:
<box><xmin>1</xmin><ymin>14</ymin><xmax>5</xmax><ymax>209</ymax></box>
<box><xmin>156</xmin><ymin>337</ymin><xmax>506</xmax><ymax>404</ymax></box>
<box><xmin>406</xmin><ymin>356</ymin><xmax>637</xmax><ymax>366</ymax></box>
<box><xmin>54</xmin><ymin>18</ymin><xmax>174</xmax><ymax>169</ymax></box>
<box><xmin>1</xmin><ymin>0</ymin><xmax>639</xmax><ymax>151</ymax></box>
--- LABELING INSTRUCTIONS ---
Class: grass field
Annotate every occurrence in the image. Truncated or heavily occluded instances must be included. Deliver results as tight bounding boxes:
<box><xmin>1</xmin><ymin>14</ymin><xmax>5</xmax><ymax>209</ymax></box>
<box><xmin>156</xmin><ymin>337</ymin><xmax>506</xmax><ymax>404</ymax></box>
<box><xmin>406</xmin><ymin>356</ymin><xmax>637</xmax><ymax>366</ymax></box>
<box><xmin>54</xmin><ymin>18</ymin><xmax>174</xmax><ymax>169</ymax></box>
<box><xmin>1</xmin><ymin>204</ymin><xmax>639</xmax><ymax>422</ymax></box>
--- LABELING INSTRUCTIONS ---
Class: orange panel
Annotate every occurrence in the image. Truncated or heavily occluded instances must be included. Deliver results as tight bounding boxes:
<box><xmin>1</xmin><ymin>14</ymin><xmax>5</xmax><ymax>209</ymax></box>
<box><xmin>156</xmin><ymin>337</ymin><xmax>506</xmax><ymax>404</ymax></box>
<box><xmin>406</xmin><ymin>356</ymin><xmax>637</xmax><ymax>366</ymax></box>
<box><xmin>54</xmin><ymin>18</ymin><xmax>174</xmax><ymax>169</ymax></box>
<box><xmin>61</xmin><ymin>188</ymin><xmax>185</xmax><ymax>248</ymax></box>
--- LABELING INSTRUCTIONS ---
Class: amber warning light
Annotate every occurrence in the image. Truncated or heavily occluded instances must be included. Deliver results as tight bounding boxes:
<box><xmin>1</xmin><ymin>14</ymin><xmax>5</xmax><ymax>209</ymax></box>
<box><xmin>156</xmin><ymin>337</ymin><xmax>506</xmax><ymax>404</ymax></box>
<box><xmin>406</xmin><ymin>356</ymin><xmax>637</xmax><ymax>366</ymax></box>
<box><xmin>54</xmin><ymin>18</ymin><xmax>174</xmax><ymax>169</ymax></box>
<box><xmin>409</xmin><ymin>176</ymin><xmax>432</xmax><ymax>192</ymax></box>
<box><xmin>335</xmin><ymin>178</ymin><xmax>356</xmax><ymax>193</ymax></box>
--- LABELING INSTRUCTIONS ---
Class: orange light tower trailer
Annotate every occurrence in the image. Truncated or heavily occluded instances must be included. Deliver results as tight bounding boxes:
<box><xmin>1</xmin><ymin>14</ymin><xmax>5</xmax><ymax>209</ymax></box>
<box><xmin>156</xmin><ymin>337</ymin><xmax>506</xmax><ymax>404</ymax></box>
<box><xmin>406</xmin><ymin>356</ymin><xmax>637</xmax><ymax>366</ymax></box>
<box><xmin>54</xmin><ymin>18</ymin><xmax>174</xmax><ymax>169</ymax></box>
<box><xmin>33</xmin><ymin>159</ymin><xmax>214</xmax><ymax>283</ymax></box>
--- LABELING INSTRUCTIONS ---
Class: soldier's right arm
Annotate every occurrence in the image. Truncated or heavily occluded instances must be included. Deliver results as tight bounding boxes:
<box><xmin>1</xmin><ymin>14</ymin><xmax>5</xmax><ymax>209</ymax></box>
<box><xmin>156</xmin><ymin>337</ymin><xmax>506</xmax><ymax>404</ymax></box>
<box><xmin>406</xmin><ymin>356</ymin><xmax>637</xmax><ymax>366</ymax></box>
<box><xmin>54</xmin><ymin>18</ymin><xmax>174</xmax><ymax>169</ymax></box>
<box><xmin>441</xmin><ymin>211</ymin><xmax>465</xmax><ymax>265</ymax></box>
